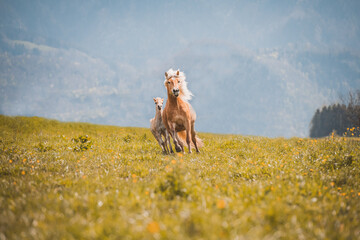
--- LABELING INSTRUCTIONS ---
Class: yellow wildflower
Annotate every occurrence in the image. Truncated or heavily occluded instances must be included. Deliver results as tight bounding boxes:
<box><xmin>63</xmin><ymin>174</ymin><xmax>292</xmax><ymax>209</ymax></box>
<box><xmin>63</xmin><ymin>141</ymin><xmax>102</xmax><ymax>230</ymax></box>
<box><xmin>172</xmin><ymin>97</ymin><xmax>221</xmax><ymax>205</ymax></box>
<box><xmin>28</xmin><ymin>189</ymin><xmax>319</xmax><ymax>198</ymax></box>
<box><xmin>217</xmin><ymin>199</ymin><xmax>226</xmax><ymax>209</ymax></box>
<box><xmin>147</xmin><ymin>221</ymin><xmax>160</xmax><ymax>233</ymax></box>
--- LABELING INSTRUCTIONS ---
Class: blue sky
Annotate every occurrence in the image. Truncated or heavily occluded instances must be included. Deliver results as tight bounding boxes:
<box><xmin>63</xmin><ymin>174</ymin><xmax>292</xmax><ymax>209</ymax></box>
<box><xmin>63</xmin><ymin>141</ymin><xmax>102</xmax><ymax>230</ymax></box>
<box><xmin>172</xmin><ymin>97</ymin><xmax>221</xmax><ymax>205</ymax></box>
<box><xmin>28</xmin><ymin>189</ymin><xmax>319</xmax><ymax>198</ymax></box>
<box><xmin>0</xmin><ymin>0</ymin><xmax>360</xmax><ymax>137</ymax></box>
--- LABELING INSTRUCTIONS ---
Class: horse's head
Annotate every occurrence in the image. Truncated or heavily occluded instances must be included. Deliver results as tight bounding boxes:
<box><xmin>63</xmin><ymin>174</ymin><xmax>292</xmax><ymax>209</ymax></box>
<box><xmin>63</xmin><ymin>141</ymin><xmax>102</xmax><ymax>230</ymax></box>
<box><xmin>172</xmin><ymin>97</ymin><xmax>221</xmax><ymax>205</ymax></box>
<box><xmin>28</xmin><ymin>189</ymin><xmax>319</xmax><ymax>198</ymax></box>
<box><xmin>164</xmin><ymin>68</ymin><xmax>193</xmax><ymax>101</ymax></box>
<box><xmin>153</xmin><ymin>97</ymin><xmax>164</xmax><ymax>111</ymax></box>
<box><xmin>165</xmin><ymin>70</ymin><xmax>182</xmax><ymax>98</ymax></box>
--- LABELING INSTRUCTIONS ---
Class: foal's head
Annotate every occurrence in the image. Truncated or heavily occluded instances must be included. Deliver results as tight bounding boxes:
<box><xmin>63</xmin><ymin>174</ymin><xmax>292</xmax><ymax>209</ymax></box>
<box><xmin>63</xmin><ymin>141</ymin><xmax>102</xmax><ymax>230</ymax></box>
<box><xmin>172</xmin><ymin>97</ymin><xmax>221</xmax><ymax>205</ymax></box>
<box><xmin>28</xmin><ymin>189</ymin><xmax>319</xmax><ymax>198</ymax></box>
<box><xmin>153</xmin><ymin>97</ymin><xmax>164</xmax><ymax>111</ymax></box>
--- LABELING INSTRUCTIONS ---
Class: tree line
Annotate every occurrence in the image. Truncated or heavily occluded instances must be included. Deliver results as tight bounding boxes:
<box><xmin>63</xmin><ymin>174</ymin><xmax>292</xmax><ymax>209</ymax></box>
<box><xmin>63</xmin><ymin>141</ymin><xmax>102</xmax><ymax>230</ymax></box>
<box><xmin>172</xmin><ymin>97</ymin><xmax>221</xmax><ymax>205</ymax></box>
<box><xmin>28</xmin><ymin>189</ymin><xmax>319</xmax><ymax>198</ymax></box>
<box><xmin>310</xmin><ymin>90</ymin><xmax>360</xmax><ymax>138</ymax></box>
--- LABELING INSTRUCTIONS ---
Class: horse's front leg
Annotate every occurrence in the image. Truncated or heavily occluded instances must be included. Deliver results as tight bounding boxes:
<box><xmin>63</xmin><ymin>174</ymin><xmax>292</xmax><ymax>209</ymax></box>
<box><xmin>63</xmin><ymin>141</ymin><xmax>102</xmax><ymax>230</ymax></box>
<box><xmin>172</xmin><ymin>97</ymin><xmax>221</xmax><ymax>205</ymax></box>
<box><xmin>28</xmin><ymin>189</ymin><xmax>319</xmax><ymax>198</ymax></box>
<box><xmin>172</xmin><ymin>131</ymin><xmax>183</xmax><ymax>153</ymax></box>
<box><xmin>167</xmin><ymin>124</ymin><xmax>181</xmax><ymax>152</ymax></box>
<box><xmin>174</xmin><ymin>131</ymin><xmax>184</xmax><ymax>153</ymax></box>
<box><xmin>169</xmin><ymin>124</ymin><xmax>182</xmax><ymax>153</ymax></box>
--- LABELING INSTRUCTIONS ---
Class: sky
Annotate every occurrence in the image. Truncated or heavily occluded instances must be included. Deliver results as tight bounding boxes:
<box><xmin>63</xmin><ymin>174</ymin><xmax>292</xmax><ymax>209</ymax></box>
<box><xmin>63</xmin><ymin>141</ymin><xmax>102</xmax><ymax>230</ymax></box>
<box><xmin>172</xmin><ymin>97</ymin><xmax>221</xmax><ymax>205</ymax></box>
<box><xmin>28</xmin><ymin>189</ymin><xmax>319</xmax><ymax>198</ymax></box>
<box><xmin>0</xmin><ymin>0</ymin><xmax>360</xmax><ymax>137</ymax></box>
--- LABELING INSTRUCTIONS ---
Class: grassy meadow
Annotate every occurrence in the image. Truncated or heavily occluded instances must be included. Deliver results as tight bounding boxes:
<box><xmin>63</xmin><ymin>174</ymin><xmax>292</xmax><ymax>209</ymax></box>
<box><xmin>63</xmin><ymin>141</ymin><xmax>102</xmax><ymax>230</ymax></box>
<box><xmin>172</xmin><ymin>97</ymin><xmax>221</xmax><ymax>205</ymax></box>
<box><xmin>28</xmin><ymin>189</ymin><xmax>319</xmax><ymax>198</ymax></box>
<box><xmin>0</xmin><ymin>115</ymin><xmax>360</xmax><ymax>239</ymax></box>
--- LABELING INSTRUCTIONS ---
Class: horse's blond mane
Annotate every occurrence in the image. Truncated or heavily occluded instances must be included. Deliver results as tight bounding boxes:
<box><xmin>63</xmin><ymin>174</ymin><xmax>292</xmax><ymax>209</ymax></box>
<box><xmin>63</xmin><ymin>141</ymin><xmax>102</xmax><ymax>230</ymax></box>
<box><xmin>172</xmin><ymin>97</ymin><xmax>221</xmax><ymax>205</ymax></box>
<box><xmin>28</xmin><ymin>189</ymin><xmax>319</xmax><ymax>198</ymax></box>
<box><xmin>164</xmin><ymin>68</ymin><xmax>193</xmax><ymax>102</ymax></box>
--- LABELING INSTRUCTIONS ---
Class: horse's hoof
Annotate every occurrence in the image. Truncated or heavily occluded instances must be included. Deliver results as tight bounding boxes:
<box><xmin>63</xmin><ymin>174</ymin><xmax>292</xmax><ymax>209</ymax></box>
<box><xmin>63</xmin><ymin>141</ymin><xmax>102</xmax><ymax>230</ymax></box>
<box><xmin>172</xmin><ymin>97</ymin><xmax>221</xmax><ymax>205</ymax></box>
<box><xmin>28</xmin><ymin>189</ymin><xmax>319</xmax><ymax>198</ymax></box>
<box><xmin>175</xmin><ymin>146</ymin><xmax>182</xmax><ymax>152</ymax></box>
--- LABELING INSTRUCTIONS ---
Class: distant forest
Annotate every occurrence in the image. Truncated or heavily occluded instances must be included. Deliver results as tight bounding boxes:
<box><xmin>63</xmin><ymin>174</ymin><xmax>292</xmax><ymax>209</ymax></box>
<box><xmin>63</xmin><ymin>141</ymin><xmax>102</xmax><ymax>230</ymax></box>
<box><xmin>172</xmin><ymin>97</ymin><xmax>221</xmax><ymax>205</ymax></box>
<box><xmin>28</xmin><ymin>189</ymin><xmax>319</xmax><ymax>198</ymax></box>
<box><xmin>310</xmin><ymin>90</ymin><xmax>360</xmax><ymax>138</ymax></box>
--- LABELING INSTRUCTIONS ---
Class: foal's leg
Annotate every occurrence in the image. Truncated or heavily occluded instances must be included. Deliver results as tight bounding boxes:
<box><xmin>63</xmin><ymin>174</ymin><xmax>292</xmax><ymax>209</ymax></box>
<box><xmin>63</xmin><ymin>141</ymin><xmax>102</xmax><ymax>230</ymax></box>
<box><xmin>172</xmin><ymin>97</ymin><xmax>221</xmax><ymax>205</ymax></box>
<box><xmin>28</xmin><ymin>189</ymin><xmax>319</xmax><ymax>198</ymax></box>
<box><xmin>165</xmin><ymin>130</ymin><xmax>173</xmax><ymax>153</ymax></box>
<box><xmin>161</xmin><ymin>132</ymin><xmax>170</xmax><ymax>154</ymax></box>
<box><xmin>191</xmin><ymin>122</ymin><xmax>200</xmax><ymax>153</ymax></box>
<box><xmin>155</xmin><ymin>132</ymin><xmax>166</xmax><ymax>153</ymax></box>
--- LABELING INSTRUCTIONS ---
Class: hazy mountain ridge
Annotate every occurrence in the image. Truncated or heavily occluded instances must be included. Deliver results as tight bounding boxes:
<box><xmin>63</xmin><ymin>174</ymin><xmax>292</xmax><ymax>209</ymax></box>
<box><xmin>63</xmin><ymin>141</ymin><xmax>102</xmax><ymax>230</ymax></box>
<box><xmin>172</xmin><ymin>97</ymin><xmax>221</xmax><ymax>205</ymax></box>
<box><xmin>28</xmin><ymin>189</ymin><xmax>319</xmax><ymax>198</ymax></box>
<box><xmin>1</xmin><ymin>0</ymin><xmax>359</xmax><ymax>137</ymax></box>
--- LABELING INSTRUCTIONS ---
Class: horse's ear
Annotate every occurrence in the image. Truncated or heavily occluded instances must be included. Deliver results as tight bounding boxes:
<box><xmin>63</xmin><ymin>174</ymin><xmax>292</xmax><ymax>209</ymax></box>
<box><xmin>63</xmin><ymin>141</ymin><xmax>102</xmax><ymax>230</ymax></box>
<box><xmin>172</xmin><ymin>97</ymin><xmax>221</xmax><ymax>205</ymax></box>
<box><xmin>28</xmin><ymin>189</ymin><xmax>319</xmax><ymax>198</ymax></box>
<box><xmin>161</xmin><ymin>98</ymin><xmax>164</xmax><ymax>102</ymax></box>
<box><xmin>165</xmin><ymin>72</ymin><xmax>168</xmax><ymax>79</ymax></box>
<box><xmin>153</xmin><ymin>98</ymin><xmax>156</xmax><ymax>102</ymax></box>
<box><xmin>176</xmin><ymin>70</ymin><xmax>180</xmax><ymax>76</ymax></box>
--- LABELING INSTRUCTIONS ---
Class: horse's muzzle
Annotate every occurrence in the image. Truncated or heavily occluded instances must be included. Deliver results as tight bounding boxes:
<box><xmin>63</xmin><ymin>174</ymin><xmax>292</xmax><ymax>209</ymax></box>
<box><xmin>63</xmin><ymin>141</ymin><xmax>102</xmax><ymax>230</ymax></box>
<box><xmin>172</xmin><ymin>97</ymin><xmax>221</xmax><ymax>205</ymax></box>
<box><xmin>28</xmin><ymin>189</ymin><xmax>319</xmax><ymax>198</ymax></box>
<box><xmin>173</xmin><ymin>89</ymin><xmax>180</xmax><ymax>97</ymax></box>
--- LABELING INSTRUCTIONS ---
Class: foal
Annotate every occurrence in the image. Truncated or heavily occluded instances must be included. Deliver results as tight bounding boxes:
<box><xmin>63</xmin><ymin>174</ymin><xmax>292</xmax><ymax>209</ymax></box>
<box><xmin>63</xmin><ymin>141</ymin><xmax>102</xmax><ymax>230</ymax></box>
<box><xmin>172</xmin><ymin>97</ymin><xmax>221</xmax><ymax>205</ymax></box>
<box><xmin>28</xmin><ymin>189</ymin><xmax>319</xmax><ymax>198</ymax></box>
<box><xmin>150</xmin><ymin>97</ymin><xmax>173</xmax><ymax>154</ymax></box>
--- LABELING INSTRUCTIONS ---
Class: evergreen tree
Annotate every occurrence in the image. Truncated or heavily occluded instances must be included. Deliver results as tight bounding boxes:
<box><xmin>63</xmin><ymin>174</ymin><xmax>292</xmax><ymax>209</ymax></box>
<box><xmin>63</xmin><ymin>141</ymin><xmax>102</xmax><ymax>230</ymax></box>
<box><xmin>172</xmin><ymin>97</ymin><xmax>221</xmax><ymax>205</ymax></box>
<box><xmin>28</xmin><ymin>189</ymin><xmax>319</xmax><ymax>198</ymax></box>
<box><xmin>310</xmin><ymin>90</ymin><xmax>360</xmax><ymax>138</ymax></box>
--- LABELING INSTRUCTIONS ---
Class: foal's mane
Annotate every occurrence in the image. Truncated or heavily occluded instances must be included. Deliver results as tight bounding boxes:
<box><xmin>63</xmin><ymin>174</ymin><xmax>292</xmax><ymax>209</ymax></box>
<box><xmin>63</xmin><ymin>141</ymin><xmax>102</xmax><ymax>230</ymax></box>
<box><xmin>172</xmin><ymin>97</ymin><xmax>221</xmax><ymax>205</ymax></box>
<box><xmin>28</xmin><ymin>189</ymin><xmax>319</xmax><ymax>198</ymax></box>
<box><xmin>164</xmin><ymin>68</ymin><xmax>193</xmax><ymax>102</ymax></box>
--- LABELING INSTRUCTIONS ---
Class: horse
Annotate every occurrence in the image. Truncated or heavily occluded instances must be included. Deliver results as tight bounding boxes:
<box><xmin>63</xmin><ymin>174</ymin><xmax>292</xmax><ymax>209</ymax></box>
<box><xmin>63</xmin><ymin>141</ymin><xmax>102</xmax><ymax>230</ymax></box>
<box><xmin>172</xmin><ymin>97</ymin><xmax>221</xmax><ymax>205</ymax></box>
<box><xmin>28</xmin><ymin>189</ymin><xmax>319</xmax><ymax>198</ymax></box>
<box><xmin>162</xmin><ymin>68</ymin><xmax>203</xmax><ymax>153</ymax></box>
<box><xmin>150</xmin><ymin>97</ymin><xmax>173</xmax><ymax>154</ymax></box>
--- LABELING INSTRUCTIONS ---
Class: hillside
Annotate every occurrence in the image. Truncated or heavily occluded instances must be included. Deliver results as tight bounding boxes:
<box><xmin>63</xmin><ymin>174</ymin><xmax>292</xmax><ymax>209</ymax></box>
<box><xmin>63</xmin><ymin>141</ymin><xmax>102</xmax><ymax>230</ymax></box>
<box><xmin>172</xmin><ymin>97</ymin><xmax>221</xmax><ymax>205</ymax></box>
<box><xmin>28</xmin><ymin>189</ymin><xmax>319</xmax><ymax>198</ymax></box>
<box><xmin>1</xmin><ymin>115</ymin><xmax>359</xmax><ymax>239</ymax></box>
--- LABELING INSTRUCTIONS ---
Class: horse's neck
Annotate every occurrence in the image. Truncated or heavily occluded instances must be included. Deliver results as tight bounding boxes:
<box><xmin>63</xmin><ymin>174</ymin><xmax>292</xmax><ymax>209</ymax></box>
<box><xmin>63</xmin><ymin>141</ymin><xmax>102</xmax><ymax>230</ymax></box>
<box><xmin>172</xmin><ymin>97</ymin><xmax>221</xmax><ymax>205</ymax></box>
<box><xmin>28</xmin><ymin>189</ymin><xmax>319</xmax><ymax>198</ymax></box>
<box><xmin>167</xmin><ymin>94</ymin><xmax>181</xmax><ymax>106</ymax></box>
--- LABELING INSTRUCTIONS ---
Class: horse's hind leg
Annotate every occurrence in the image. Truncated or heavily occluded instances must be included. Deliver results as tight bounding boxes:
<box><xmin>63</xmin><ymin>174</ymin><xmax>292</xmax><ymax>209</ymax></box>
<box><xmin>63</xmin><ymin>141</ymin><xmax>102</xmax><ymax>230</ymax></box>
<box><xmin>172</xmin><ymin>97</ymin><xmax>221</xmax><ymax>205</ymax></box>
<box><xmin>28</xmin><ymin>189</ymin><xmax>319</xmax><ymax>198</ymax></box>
<box><xmin>186</xmin><ymin>127</ymin><xmax>192</xmax><ymax>154</ymax></box>
<box><xmin>191</xmin><ymin>123</ymin><xmax>200</xmax><ymax>153</ymax></box>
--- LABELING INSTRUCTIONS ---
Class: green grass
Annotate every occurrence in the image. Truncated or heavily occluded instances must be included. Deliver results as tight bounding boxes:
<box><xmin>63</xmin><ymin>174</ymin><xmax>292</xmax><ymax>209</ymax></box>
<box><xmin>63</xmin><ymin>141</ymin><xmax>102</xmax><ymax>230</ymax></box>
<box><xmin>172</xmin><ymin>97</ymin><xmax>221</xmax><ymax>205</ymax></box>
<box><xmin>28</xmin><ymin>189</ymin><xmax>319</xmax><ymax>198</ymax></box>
<box><xmin>1</xmin><ymin>115</ymin><xmax>359</xmax><ymax>239</ymax></box>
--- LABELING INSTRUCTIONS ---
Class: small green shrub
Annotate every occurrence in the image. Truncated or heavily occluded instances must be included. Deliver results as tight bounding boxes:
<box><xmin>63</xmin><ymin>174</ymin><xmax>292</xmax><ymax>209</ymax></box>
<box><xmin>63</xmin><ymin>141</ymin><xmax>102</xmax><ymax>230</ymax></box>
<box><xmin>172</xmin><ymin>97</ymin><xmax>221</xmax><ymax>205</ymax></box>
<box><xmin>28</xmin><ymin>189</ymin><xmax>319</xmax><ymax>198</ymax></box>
<box><xmin>35</xmin><ymin>142</ymin><xmax>53</xmax><ymax>152</ymax></box>
<box><xmin>71</xmin><ymin>135</ymin><xmax>92</xmax><ymax>152</ymax></box>
<box><xmin>157</xmin><ymin>171</ymin><xmax>189</xmax><ymax>200</ymax></box>
<box><xmin>123</xmin><ymin>134</ymin><xmax>131</xmax><ymax>143</ymax></box>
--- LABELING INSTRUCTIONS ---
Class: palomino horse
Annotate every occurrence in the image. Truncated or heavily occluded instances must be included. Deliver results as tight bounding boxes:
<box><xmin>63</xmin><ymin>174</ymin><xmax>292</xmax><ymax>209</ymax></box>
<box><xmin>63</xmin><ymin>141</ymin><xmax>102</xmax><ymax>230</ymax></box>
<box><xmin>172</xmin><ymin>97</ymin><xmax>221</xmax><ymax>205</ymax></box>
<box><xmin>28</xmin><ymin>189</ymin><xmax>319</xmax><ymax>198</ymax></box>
<box><xmin>150</xmin><ymin>97</ymin><xmax>173</xmax><ymax>154</ymax></box>
<box><xmin>162</xmin><ymin>68</ymin><xmax>203</xmax><ymax>153</ymax></box>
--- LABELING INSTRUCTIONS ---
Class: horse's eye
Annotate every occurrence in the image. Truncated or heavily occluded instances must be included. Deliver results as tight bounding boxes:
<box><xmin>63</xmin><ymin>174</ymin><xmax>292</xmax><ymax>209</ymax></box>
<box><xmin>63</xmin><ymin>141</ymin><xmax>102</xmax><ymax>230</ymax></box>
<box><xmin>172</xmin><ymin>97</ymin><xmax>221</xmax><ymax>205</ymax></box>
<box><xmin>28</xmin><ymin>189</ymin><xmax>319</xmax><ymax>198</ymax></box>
<box><xmin>167</xmin><ymin>81</ymin><xmax>170</xmax><ymax>84</ymax></box>
<box><xmin>178</xmin><ymin>80</ymin><xmax>180</xmax><ymax>83</ymax></box>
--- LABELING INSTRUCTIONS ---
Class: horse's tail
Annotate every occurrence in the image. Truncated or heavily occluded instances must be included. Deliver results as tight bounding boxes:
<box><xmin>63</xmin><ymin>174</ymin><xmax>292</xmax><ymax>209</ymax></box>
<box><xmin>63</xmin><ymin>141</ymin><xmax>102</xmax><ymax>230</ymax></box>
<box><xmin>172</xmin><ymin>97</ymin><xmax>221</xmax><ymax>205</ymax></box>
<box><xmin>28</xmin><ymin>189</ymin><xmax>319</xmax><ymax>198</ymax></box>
<box><xmin>177</xmin><ymin>131</ymin><xmax>204</xmax><ymax>149</ymax></box>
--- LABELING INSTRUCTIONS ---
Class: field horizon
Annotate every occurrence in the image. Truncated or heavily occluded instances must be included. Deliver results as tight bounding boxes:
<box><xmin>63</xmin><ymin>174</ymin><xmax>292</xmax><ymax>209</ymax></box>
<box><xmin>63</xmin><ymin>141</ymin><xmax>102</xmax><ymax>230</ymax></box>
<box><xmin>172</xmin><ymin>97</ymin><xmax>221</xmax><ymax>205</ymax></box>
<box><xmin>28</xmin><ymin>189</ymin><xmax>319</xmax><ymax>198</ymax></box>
<box><xmin>1</xmin><ymin>114</ymin><xmax>359</xmax><ymax>239</ymax></box>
